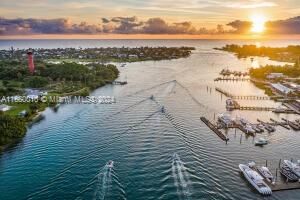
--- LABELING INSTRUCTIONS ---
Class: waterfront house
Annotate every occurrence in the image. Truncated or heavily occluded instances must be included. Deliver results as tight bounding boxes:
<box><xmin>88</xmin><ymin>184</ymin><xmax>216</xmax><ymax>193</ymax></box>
<box><xmin>270</xmin><ymin>83</ymin><xmax>294</xmax><ymax>96</ymax></box>
<box><xmin>266</xmin><ymin>73</ymin><xmax>284</xmax><ymax>79</ymax></box>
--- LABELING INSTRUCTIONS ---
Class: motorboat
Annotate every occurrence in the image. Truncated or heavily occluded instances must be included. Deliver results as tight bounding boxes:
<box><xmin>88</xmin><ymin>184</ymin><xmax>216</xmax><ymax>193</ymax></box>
<box><xmin>255</xmin><ymin>138</ymin><xmax>268</xmax><ymax>146</ymax></box>
<box><xmin>107</xmin><ymin>160</ymin><xmax>114</xmax><ymax>169</ymax></box>
<box><xmin>217</xmin><ymin>113</ymin><xmax>233</xmax><ymax>127</ymax></box>
<box><xmin>239</xmin><ymin>164</ymin><xmax>272</xmax><ymax>195</ymax></box>
<box><xmin>257</xmin><ymin>124</ymin><xmax>265</xmax><ymax>132</ymax></box>
<box><xmin>264</xmin><ymin>124</ymin><xmax>275</xmax><ymax>132</ymax></box>
<box><xmin>226</xmin><ymin>99</ymin><xmax>239</xmax><ymax>110</ymax></box>
<box><xmin>245</xmin><ymin>124</ymin><xmax>256</xmax><ymax>135</ymax></box>
<box><xmin>258</xmin><ymin>167</ymin><xmax>274</xmax><ymax>182</ymax></box>
<box><xmin>283</xmin><ymin>160</ymin><xmax>300</xmax><ymax>177</ymax></box>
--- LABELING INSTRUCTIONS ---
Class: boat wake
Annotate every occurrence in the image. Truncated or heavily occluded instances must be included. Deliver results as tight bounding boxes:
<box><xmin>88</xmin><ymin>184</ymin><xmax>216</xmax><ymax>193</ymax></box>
<box><xmin>93</xmin><ymin>161</ymin><xmax>114</xmax><ymax>200</ymax></box>
<box><xmin>172</xmin><ymin>153</ymin><xmax>191</xmax><ymax>200</ymax></box>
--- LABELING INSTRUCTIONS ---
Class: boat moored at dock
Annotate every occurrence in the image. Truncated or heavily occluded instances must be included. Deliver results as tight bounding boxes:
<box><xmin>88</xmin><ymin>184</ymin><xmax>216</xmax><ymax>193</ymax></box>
<box><xmin>258</xmin><ymin>166</ymin><xmax>274</xmax><ymax>183</ymax></box>
<box><xmin>239</xmin><ymin>164</ymin><xmax>272</xmax><ymax>195</ymax></box>
<box><xmin>283</xmin><ymin>160</ymin><xmax>300</xmax><ymax>178</ymax></box>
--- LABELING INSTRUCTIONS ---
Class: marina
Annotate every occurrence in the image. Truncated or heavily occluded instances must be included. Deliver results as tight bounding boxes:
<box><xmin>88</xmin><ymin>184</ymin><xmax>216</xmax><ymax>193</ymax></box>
<box><xmin>239</xmin><ymin>160</ymin><xmax>300</xmax><ymax>195</ymax></box>
<box><xmin>200</xmin><ymin>117</ymin><xmax>229</xmax><ymax>142</ymax></box>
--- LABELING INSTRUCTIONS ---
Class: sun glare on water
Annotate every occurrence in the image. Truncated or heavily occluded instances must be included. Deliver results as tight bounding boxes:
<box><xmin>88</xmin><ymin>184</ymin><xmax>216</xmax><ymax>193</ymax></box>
<box><xmin>251</xmin><ymin>14</ymin><xmax>266</xmax><ymax>33</ymax></box>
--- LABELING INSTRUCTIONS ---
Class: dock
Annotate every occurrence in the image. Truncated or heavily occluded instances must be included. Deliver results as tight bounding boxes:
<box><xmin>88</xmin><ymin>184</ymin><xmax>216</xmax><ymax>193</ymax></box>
<box><xmin>200</xmin><ymin>117</ymin><xmax>229</xmax><ymax>142</ymax></box>
<box><xmin>270</xmin><ymin>118</ymin><xmax>290</xmax><ymax>130</ymax></box>
<box><xmin>215</xmin><ymin>87</ymin><xmax>270</xmax><ymax>100</ymax></box>
<box><xmin>239</xmin><ymin>106</ymin><xmax>274</xmax><ymax>111</ymax></box>
<box><xmin>214</xmin><ymin>77</ymin><xmax>250</xmax><ymax>82</ymax></box>
<box><xmin>281</xmin><ymin>118</ymin><xmax>300</xmax><ymax>130</ymax></box>
<box><xmin>112</xmin><ymin>81</ymin><xmax>128</xmax><ymax>85</ymax></box>
<box><xmin>242</xmin><ymin>160</ymin><xmax>300</xmax><ymax>194</ymax></box>
<box><xmin>269</xmin><ymin>182</ymin><xmax>300</xmax><ymax>192</ymax></box>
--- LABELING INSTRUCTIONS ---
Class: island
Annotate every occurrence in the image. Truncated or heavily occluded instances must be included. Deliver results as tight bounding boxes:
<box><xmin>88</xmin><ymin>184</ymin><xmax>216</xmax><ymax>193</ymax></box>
<box><xmin>0</xmin><ymin>46</ymin><xmax>195</xmax><ymax>150</ymax></box>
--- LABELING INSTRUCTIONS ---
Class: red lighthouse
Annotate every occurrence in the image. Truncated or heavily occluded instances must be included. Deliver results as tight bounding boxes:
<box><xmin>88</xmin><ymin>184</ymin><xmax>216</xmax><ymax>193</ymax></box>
<box><xmin>27</xmin><ymin>50</ymin><xmax>35</xmax><ymax>74</ymax></box>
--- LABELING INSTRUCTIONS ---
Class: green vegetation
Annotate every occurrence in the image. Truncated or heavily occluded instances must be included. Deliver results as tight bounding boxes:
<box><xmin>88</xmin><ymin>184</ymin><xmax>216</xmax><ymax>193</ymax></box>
<box><xmin>0</xmin><ymin>112</ymin><xmax>26</xmax><ymax>149</ymax></box>
<box><xmin>249</xmin><ymin>64</ymin><xmax>300</xmax><ymax>79</ymax></box>
<box><xmin>0</xmin><ymin>60</ymin><xmax>119</xmax><ymax>96</ymax></box>
<box><xmin>0</xmin><ymin>60</ymin><xmax>119</xmax><ymax>150</ymax></box>
<box><xmin>216</xmin><ymin>44</ymin><xmax>300</xmax><ymax>63</ymax></box>
<box><xmin>1</xmin><ymin>47</ymin><xmax>195</xmax><ymax>62</ymax></box>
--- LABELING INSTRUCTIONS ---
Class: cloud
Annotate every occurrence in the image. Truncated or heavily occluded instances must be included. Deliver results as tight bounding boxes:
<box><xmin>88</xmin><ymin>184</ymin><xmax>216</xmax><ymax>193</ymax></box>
<box><xmin>1</xmin><ymin>15</ymin><xmax>300</xmax><ymax>35</ymax></box>
<box><xmin>0</xmin><ymin>17</ymin><xmax>102</xmax><ymax>34</ymax></box>
<box><xmin>265</xmin><ymin>16</ymin><xmax>300</xmax><ymax>34</ymax></box>
<box><xmin>227</xmin><ymin>16</ymin><xmax>300</xmax><ymax>34</ymax></box>
<box><xmin>226</xmin><ymin>20</ymin><xmax>252</xmax><ymax>33</ymax></box>
<box><xmin>226</xmin><ymin>1</ymin><xmax>277</xmax><ymax>9</ymax></box>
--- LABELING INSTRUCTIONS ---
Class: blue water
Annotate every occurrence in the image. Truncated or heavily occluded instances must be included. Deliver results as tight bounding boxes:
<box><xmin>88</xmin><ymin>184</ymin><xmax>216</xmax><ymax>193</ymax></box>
<box><xmin>0</xmin><ymin>40</ymin><xmax>300</xmax><ymax>200</ymax></box>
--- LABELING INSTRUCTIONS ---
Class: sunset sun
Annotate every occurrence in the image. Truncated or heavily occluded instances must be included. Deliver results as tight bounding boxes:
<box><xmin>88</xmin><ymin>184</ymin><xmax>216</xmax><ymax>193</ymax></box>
<box><xmin>251</xmin><ymin>14</ymin><xmax>267</xmax><ymax>33</ymax></box>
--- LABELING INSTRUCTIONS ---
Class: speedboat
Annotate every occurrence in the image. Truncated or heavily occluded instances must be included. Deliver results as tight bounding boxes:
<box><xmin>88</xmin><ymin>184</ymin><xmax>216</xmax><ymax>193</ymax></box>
<box><xmin>284</xmin><ymin>160</ymin><xmax>300</xmax><ymax>177</ymax></box>
<box><xmin>239</xmin><ymin>164</ymin><xmax>272</xmax><ymax>195</ymax></box>
<box><xmin>107</xmin><ymin>160</ymin><xmax>114</xmax><ymax>169</ymax></box>
<box><xmin>255</xmin><ymin>138</ymin><xmax>268</xmax><ymax>146</ymax></box>
<box><xmin>218</xmin><ymin>113</ymin><xmax>233</xmax><ymax>127</ymax></box>
<box><xmin>258</xmin><ymin>167</ymin><xmax>274</xmax><ymax>182</ymax></box>
<box><xmin>245</xmin><ymin>124</ymin><xmax>256</xmax><ymax>135</ymax></box>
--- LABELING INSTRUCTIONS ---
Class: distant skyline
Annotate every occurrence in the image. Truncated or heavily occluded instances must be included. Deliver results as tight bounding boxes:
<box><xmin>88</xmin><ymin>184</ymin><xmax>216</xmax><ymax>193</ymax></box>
<box><xmin>1</xmin><ymin>0</ymin><xmax>300</xmax><ymax>38</ymax></box>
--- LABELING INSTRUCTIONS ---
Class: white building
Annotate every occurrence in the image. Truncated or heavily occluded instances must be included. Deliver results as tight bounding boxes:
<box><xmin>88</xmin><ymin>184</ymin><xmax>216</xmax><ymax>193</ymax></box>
<box><xmin>266</xmin><ymin>73</ymin><xmax>284</xmax><ymax>79</ymax></box>
<box><xmin>270</xmin><ymin>83</ymin><xmax>294</xmax><ymax>95</ymax></box>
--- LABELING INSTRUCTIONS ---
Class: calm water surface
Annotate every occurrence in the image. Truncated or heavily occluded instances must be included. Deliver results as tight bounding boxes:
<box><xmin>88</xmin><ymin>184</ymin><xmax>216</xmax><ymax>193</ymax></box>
<box><xmin>0</xmin><ymin>40</ymin><xmax>300</xmax><ymax>200</ymax></box>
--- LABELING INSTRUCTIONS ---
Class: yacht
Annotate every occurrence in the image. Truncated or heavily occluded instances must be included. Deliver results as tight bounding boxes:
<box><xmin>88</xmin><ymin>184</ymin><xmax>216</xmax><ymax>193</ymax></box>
<box><xmin>255</xmin><ymin>138</ymin><xmax>268</xmax><ymax>146</ymax></box>
<box><xmin>258</xmin><ymin>166</ymin><xmax>274</xmax><ymax>182</ymax></box>
<box><xmin>217</xmin><ymin>113</ymin><xmax>233</xmax><ymax>127</ymax></box>
<box><xmin>283</xmin><ymin>160</ymin><xmax>300</xmax><ymax>177</ymax></box>
<box><xmin>239</xmin><ymin>164</ymin><xmax>272</xmax><ymax>195</ymax></box>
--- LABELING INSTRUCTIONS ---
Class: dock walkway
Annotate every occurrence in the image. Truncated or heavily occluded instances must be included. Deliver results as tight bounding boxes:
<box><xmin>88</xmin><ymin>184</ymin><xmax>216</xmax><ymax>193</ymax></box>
<box><xmin>200</xmin><ymin>117</ymin><xmax>229</xmax><ymax>142</ymax></box>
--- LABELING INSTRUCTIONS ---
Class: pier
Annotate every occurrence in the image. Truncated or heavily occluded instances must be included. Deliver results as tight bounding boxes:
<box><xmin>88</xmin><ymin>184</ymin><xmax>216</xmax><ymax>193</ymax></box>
<box><xmin>200</xmin><ymin>117</ymin><xmax>229</xmax><ymax>142</ymax></box>
<box><xmin>281</xmin><ymin>118</ymin><xmax>300</xmax><ymax>130</ymax></box>
<box><xmin>112</xmin><ymin>81</ymin><xmax>128</xmax><ymax>85</ymax></box>
<box><xmin>270</xmin><ymin>118</ymin><xmax>290</xmax><ymax>130</ymax></box>
<box><xmin>219</xmin><ymin>69</ymin><xmax>249</xmax><ymax>76</ymax></box>
<box><xmin>215</xmin><ymin>87</ymin><xmax>270</xmax><ymax>100</ymax></box>
<box><xmin>239</xmin><ymin>106</ymin><xmax>274</xmax><ymax>111</ymax></box>
<box><xmin>214</xmin><ymin>77</ymin><xmax>250</xmax><ymax>82</ymax></box>
<box><xmin>246</xmin><ymin>159</ymin><xmax>300</xmax><ymax>193</ymax></box>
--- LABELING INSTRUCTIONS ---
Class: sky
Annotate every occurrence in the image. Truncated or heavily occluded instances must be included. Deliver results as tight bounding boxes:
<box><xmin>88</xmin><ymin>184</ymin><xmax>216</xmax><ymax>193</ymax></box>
<box><xmin>0</xmin><ymin>0</ymin><xmax>300</xmax><ymax>38</ymax></box>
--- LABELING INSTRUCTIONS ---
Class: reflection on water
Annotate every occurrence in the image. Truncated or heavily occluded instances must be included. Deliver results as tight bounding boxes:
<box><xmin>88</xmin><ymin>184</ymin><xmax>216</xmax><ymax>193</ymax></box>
<box><xmin>0</xmin><ymin>40</ymin><xmax>300</xmax><ymax>200</ymax></box>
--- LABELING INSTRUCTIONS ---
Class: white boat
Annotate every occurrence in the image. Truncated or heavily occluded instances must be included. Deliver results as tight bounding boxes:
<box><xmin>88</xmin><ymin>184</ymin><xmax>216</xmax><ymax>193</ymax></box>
<box><xmin>245</xmin><ymin>124</ymin><xmax>256</xmax><ymax>134</ymax></box>
<box><xmin>239</xmin><ymin>164</ymin><xmax>272</xmax><ymax>195</ymax></box>
<box><xmin>217</xmin><ymin>113</ymin><xmax>233</xmax><ymax>127</ymax></box>
<box><xmin>258</xmin><ymin>166</ymin><xmax>274</xmax><ymax>182</ymax></box>
<box><xmin>284</xmin><ymin>160</ymin><xmax>300</xmax><ymax>177</ymax></box>
<box><xmin>255</xmin><ymin>138</ymin><xmax>268</xmax><ymax>146</ymax></box>
<box><xmin>107</xmin><ymin>160</ymin><xmax>114</xmax><ymax>169</ymax></box>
